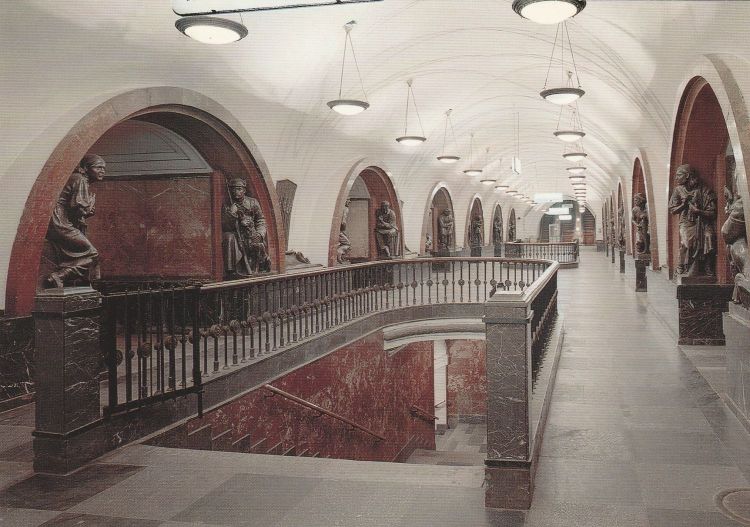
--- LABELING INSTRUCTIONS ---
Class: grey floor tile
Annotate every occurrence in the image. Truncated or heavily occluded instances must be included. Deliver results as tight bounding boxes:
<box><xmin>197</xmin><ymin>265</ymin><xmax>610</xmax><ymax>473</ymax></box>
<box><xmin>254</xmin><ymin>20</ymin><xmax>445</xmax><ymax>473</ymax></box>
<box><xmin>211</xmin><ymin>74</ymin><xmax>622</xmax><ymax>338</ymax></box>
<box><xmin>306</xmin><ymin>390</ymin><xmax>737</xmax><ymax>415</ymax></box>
<box><xmin>635</xmin><ymin>463</ymin><xmax>748</xmax><ymax>512</ymax></box>
<box><xmin>626</xmin><ymin>429</ymin><xmax>735</xmax><ymax>466</ymax></box>
<box><xmin>525</xmin><ymin>502</ymin><xmax>649</xmax><ymax>527</ymax></box>
<box><xmin>540</xmin><ymin>426</ymin><xmax>633</xmax><ymax>462</ymax></box>
<box><xmin>623</xmin><ymin>406</ymin><xmax>714</xmax><ymax>433</ymax></box>
<box><xmin>646</xmin><ymin>508</ymin><xmax>745</xmax><ymax>527</ymax></box>
<box><xmin>39</xmin><ymin>512</ymin><xmax>162</xmax><ymax>526</ymax></box>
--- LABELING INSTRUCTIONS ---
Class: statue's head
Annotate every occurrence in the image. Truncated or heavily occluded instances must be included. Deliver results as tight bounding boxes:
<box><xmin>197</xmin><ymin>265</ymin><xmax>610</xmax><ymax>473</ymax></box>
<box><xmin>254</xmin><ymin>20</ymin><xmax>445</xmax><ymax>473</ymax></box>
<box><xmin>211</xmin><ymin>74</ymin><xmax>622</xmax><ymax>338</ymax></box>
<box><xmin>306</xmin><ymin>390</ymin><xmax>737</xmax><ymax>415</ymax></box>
<box><xmin>380</xmin><ymin>200</ymin><xmax>391</xmax><ymax>211</ymax></box>
<box><xmin>442</xmin><ymin>208</ymin><xmax>451</xmax><ymax>217</ymax></box>
<box><xmin>633</xmin><ymin>193</ymin><xmax>646</xmax><ymax>207</ymax></box>
<box><xmin>675</xmin><ymin>164</ymin><xmax>695</xmax><ymax>186</ymax></box>
<box><xmin>79</xmin><ymin>154</ymin><xmax>106</xmax><ymax>181</ymax></box>
<box><xmin>228</xmin><ymin>178</ymin><xmax>247</xmax><ymax>200</ymax></box>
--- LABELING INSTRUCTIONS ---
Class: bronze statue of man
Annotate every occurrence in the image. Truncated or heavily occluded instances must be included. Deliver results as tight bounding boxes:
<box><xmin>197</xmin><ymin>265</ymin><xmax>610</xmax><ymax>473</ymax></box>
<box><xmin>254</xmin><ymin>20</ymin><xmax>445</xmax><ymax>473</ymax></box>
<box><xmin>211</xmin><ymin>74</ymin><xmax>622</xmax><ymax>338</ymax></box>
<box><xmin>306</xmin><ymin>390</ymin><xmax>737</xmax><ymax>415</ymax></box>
<box><xmin>632</xmin><ymin>192</ymin><xmax>650</xmax><ymax>256</ymax></box>
<box><xmin>44</xmin><ymin>154</ymin><xmax>105</xmax><ymax>288</ymax></box>
<box><xmin>492</xmin><ymin>215</ymin><xmax>503</xmax><ymax>245</ymax></box>
<box><xmin>222</xmin><ymin>178</ymin><xmax>270</xmax><ymax>278</ymax></box>
<box><xmin>469</xmin><ymin>215</ymin><xmax>483</xmax><ymax>248</ymax></box>
<box><xmin>437</xmin><ymin>208</ymin><xmax>454</xmax><ymax>252</ymax></box>
<box><xmin>375</xmin><ymin>201</ymin><xmax>399</xmax><ymax>259</ymax></box>
<box><xmin>668</xmin><ymin>164</ymin><xmax>717</xmax><ymax>277</ymax></box>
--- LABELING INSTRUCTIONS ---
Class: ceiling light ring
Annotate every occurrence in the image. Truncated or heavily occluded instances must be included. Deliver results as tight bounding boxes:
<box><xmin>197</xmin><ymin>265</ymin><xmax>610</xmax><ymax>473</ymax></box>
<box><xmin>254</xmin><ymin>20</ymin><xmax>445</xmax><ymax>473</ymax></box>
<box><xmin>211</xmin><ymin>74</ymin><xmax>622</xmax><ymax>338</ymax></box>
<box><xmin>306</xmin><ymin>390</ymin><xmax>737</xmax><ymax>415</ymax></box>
<box><xmin>175</xmin><ymin>16</ymin><xmax>248</xmax><ymax>44</ymax></box>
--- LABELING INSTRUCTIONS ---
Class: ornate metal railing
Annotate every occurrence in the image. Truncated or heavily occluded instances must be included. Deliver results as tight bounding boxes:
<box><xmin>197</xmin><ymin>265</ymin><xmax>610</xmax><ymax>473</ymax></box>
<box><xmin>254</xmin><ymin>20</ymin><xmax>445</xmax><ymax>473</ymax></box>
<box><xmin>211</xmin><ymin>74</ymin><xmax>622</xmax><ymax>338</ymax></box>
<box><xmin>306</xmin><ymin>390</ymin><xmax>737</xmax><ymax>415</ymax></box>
<box><xmin>99</xmin><ymin>257</ymin><xmax>553</xmax><ymax>415</ymax></box>
<box><xmin>501</xmin><ymin>241</ymin><xmax>578</xmax><ymax>264</ymax></box>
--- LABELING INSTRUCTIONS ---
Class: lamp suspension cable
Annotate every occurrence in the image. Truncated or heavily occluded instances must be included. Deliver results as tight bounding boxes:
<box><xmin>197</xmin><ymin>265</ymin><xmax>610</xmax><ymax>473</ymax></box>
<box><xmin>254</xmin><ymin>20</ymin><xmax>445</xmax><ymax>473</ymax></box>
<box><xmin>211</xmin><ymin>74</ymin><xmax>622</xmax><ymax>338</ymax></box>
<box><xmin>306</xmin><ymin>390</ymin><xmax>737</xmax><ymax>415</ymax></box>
<box><xmin>437</xmin><ymin>109</ymin><xmax>460</xmax><ymax>163</ymax></box>
<box><xmin>541</xmin><ymin>21</ymin><xmax>584</xmax><ymax>104</ymax></box>
<box><xmin>327</xmin><ymin>22</ymin><xmax>369</xmax><ymax>115</ymax></box>
<box><xmin>396</xmin><ymin>79</ymin><xmax>426</xmax><ymax>145</ymax></box>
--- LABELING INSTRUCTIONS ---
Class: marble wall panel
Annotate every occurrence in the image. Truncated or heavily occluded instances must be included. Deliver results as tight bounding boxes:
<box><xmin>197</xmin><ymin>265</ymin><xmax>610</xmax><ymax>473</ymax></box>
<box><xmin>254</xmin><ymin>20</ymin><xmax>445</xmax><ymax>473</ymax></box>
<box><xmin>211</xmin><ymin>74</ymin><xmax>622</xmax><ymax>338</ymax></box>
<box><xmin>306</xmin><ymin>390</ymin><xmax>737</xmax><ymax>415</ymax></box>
<box><xmin>446</xmin><ymin>339</ymin><xmax>487</xmax><ymax>422</ymax></box>
<box><xmin>87</xmin><ymin>176</ymin><xmax>214</xmax><ymax>279</ymax></box>
<box><xmin>677</xmin><ymin>284</ymin><xmax>734</xmax><ymax>345</ymax></box>
<box><xmin>182</xmin><ymin>333</ymin><xmax>434</xmax><ymax>461</ymax></box>
<box><xmin>0</xmin><ymin>316</ymin><xmax>34</xmax><ymax>403</ymax></box>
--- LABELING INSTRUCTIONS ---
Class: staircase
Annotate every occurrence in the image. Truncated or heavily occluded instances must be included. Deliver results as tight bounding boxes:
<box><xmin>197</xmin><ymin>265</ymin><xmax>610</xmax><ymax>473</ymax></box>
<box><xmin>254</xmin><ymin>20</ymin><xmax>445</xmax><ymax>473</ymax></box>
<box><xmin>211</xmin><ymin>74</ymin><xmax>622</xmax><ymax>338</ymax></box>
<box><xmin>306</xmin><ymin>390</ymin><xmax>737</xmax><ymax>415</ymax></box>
<box><xmin>145</xmin><ymin>419</ymin><xmax>323</xmax><ymax>458</ymax></box>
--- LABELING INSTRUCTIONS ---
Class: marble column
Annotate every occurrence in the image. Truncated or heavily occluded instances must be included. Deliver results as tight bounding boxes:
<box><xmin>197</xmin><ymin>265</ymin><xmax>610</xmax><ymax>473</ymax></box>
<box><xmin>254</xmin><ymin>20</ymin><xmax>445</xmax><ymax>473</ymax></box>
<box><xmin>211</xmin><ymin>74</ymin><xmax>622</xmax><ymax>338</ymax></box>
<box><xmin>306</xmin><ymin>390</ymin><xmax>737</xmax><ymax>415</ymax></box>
<box><xmin>725</xmin><ymin>302</ymin><xmax>750</xmax><ymax>425</ymax></box>
<box><xmin>635</xmin><ymin>257</ymin><xmax>649</xmax><ymax>292</ymax></box>
<box><xmin>32</xmin><ymin>287</ymin><xmax>102</xmax><ymax>473</ymax></box>
<box><xmin>619</xmin><ymin>249</ymin><xmax>626</xmax><ymax>273</ymax></box>
<box><xmin>677</xmin><ymin>283</ymin><xmax>734</xmax><ymax>345</ymax></box>
<box><xmin>484</xmin><ymin>293</ymin><xmax>532</xmax><ymax>509</ymax></box>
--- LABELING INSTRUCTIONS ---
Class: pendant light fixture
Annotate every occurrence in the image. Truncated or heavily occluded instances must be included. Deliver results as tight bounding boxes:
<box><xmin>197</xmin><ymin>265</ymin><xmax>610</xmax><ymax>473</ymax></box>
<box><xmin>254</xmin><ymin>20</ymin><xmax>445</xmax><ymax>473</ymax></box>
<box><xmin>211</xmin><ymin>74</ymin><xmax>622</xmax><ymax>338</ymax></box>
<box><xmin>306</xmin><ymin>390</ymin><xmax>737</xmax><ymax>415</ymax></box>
<box><xmin>327</xmin><ymin>22</ymin><xmax>369</xmax><ymax>115</ymax></box>
<box><xmin>512</xmin><ymin>0</ymin><xmax>586</xmax><ymax>24</ymax></box>
<box><xmin>506</xmin><ymin>190</ymin><xmax>518</xmax><ymax>196</ymax></box>
<box><xmin>480</xmin><ymin>148</ymin><xmax>497</xmax><ymax>185</ymax></box>
<box><xmin>563</xmin><ymin>150</ymin><xmax>587</xmax><ymax>162</ymax></box>
<box><xmin>175</xmin><ymin>16</ymin><xmax>248</xmax><ymax>44</ymax></box>
<box><xmin>495</xmin><ymin>184</ymin><xmax>509</xmax><ymax>192</ymax></box>
<box><xmin>554</xmin><ymin>103</ymin><xmax>585</xmax><ymax>142</ymax></box>
<box><xmin>540</xmin><ymin>23</ymin><xmax>584</xmax><ymax>105</ymax></box>
<box><xmin>566</xmin><ymin>166</ymin><xmax>587</xmax><ymax>174</ymax></box>
<box><xmin>396</xmin><ymin>80</ymin><xmax>426</xmax><ymax>145</ymax></box>
<box><xmin>568</xmin><ymin>174</ymin><xmax>586</xmax><ymax>184</ymax></box>
<box><xmin>437</xmin><ymin>110</ymin><xmax>460</xmax><ymax>163</ymax></box>
<box><xmin>463</xmin><ymin>133</ymin><xmax>483</xmax><ymax>177</ymax></box>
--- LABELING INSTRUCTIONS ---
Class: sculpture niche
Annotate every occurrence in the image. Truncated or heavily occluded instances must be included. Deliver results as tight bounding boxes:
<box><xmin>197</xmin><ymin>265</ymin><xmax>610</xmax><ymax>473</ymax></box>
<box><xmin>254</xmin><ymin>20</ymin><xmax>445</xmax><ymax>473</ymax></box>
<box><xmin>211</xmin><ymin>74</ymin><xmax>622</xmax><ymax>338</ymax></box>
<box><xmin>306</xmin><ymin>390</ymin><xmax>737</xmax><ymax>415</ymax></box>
<box><xmin>336</xmin><ymin>199</ymin><xmax>352</xmax><ymax>264</ymax></box>
<box><xmin>44</xmin><ymin>154</ymin><xmax>105</xmax><ymax>288</ymax></box>
<box><xmin>222</xmin><ymin>178</ymin><xmax>271</xmax><ymax>279</ymax></box>
<box><xmin>469</xmin><ymin>215</ymin><xmax>483</xmax><ymax>257</ymax></box>
<box><xmin>492</xmin><ymin>215</ymin><xmax>503</xmax><ymax>245</ymax></box>
<box><xmin>437</xmin><ymin>209</ymin><xmax>455</xmax><ymax>255</ymax></box>
<box><xmin>668</xmin><ymin>164</ymin><xmax>717</xmax><ymax>278</ymax></box>
<box><xmin>375</xmin><ymin>201</ymin><xmax>400</xmax><ymax>259</ymax></box>
<box><xmin>631</xmin><ymin>193</ymin><xmax>651</xmax><ymax>257</ymax></box>
<box><xmin>723</xmin><ymin>187</ymin><xmax>750</xmax><ymax>305</ymax></box>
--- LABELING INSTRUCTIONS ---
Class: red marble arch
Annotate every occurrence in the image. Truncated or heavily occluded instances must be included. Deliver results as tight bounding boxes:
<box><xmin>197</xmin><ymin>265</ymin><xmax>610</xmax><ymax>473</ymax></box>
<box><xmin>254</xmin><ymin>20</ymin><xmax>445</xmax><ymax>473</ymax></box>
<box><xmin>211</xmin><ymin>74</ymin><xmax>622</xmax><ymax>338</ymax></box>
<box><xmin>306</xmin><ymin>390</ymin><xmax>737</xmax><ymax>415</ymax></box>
<box><xmin>464</xmin><ymin>197</ymin><xmax>484</xmax><ymax>247</ymax></box>
<box><xmin>328</xmin><ymin>166</ymin><xmax>403</xmax><ymax>266</ymax></box>
<box><xmin>5</xmin><ymin>89</ymin><xmax>286</xmax><ymax>316</ymax></box>
<box><xmin>668</xmin><ymin>76</ymin><xmax>731</xmax><ymax>283</ymax></box>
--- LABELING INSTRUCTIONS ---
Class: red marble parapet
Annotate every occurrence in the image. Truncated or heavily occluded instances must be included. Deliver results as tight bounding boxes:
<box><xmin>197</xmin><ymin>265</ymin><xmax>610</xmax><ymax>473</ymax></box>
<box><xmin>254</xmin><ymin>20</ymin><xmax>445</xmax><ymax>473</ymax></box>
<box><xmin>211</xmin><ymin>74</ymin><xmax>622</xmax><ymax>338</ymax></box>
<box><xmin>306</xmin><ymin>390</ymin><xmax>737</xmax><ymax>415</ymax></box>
<box><xmin>446</xmin><ymin>339</ymin><xmax>487</xmax><ymax>423</ymax></box>
<box><xmin>185</xmin><ymin>332</ymin><xmax>435</xmax><ymax>461</ymax></box>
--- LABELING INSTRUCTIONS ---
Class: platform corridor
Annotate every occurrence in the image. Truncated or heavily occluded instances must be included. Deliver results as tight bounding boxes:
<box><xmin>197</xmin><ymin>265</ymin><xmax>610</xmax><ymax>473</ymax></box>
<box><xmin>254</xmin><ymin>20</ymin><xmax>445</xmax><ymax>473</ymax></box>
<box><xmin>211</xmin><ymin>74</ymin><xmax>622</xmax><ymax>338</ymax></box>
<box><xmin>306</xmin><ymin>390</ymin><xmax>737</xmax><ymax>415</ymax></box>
<box><xmin>0</xmin><ymin>248</ymin><xmax>749</xmax><ymax>526</ymax></box>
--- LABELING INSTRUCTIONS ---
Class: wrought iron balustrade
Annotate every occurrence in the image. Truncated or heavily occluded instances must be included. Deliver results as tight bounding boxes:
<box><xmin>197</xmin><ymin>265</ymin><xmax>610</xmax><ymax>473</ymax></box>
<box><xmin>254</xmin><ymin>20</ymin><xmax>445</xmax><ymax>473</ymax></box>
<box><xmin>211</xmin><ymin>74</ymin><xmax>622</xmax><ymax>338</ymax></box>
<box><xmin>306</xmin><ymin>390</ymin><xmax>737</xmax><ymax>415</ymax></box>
<box><xmin>99</xmin><ymin>257</ymin><xmax>553</xmax><ymax>415</ymax></box>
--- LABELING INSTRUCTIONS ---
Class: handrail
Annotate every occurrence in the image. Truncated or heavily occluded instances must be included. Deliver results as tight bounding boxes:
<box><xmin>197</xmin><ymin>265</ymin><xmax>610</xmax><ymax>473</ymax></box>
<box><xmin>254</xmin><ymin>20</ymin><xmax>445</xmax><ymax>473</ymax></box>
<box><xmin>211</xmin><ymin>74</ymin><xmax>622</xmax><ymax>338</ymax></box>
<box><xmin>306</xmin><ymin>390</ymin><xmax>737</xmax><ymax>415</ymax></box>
<box><xmin>410</xmin><ymin>404</ymin><xmax>438</xmax><ymax>422</ymax></box>
<box><xmin>262</xmin><ymin>384</ymin><xmax>386</xmax><ymax>441</ymax></box>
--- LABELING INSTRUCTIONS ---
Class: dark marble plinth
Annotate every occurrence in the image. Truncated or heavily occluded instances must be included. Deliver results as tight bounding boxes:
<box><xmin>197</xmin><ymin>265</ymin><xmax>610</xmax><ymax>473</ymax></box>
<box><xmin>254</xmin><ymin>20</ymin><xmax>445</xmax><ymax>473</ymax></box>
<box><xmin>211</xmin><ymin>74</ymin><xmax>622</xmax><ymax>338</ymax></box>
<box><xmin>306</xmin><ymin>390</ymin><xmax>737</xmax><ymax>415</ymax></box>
<box><xmin>677</xmin><ymin>283</ymin><xmax>734</xmax><ymax>345</ymax></box>
<box><xmin>611</xmin><ymin>246</ymin><xmax>615</xmax><ymax>263</ymax></box>
<box><xmin>605</xmin><ymin>243</ymin><xmax>609</xmax><ymax>256</ymax></box>
<box><xmin>596</xmin><ymin>240</ymin><xmax>605</xmax><ymax>252</ymax></box>
<box><xmin>724</xmin><ymin>303</ymin><xmax>750</xmax><ymax>428</ymax></box>
<box><xmin>0</xmin><ymin>315</ymin><xmax>34</xmax><ymax>406</ymax></box>
<box><xmin>619</xmin><ymin>250</ymin><xmax>625</xmax><ymax>273</ymax></box>
<box><xmin>494</xmin><ymin>244</ymin><xmax>502</xmax><ymax>257</ymax></box>
<box><xmin>485</xmin><ymin>461</ymin><xmax>532</xmax><ymax>509</ymax></box>
<box><xmin>635</xmin><ymin>258</ymin><xmax>649</xmax><ymax>292</ymax></box>
<box><xmin>470</xmin><ymin>246</ymin><xmax>482</xmax><ymax>257</ymax></box>
<box><xmin>33</xmin><ymin>287</ymin><xmax>102</xmax><ymax>473</ymax></box>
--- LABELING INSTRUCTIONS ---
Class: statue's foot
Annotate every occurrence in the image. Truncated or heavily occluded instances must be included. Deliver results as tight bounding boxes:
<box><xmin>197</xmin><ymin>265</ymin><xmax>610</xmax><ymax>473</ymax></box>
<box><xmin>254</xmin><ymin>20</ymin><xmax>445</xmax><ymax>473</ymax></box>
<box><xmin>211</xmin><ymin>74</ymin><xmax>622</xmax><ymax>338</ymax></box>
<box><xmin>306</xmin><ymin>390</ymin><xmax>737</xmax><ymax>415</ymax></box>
<box><xmin>44</xmin><ymin>274</ymin><xmax>64</xmax><ymax>289</ymax></box>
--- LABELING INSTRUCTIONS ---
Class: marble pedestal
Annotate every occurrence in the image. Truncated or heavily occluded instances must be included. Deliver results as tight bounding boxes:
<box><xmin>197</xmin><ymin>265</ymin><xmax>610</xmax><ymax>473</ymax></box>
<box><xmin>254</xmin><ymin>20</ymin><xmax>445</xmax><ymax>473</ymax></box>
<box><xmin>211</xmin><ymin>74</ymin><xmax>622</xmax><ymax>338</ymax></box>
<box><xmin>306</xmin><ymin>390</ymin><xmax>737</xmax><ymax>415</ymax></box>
<box><xmin>677</xmin><ymin>282</ymin><xmax>733</xmax><ymax>345</ymax></box>
<box><xmin>32</xmin><ymin>287</ymin><xmax>102</xmax><ymax>473</ymax></box>
<box><xmin>611</xmin><ymin>246</ymin><xmax>615</xmax><ymax>263</ymax></box>
<box><xmin>494</xmin><ymin>244</ymin><xmax>502</xmax><ymax>257</ymax></box>
<box><xmin>596</xmin><ymin>240</ymin><xmax>605</xmax><ymax>252</ymax></box>
<box><xmin>725</xmin><ymin>302</ymin><xmax>750</xmax><ymax>427</ymax></box>
<box><xmin>619</xmin><ymin>250</ymin><xmax>625</xmax><ymax>273</ymax></box>
<box><xmin>470</xmin><ymin>246</ymin><xmax>482</xmax><ymax>257</ymax></box>
<box><xmin>635</xmin><ymin>257</ymin><xmax>650</xmax><ymax>292</ymax></box>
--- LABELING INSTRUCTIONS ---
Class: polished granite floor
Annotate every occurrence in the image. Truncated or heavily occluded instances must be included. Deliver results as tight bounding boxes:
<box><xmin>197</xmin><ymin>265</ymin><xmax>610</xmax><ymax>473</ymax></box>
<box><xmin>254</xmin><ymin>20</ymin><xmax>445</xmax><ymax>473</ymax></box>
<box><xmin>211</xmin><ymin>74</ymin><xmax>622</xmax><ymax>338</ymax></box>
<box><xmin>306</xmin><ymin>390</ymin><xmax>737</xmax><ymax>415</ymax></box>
<box><xmin>1</xmin><ymin>247</ymin><xmax>749</xmax><ymax>526</ymax></box>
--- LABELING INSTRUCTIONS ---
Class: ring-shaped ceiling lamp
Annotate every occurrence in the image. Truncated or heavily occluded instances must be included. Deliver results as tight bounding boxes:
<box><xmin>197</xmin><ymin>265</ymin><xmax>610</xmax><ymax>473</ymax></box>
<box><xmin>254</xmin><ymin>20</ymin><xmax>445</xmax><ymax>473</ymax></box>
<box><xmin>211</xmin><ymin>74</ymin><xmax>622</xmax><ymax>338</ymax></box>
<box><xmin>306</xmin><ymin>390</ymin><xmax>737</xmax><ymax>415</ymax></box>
<box><xmin>494</xmin><ymin>184</ymin><xmax>509</xmax><ymax>192</ymax></box>
<box><xmin>437</xmin><ymin>110</ymin><xmax>460</xmax><ymax>163</ymax></box>
<box><xmin>479</xmin><ymin>148</ymin><xmax>496</xmax><ymax>185</ymax></box>
<box><xmin>175</xmin><ymin>16</ymin><xmax>248</xmax><ymax>44</ymax></box>
<box><xmin>327</xmin><ymin>23</ymin><xmax>369</xmax><ymax>115</ymax></box>
<box><xmin>540</xmin><ymin>25</ymin><xmax>585</xmax><ymax>105</ymax></box>
<box><xmin>506</xmin><ymin>190</ymin><xmax>518</xmax><ymax>196</ymax></box>
<box><xmin>554</xmin><ymin>130</ymin><xmax>585</xmax><ymax>143</ymax></box>
<box><xmin>512</xmin><ymin>0</ymin><xmax>586</xmax><ymax>24</ymax></box>
<box><xmin>563</xmin><ymin>151</ymin><xmax>587</xmax><ymax>162</ymax></box>
<box><xmin>568</xmin><ymin>174</ymin><xmax>586</xmax><ymax>183</ymax></box>
<box><xmin>462</xmin><ymin>133</ymin><xmax>483</xmax><ymax>176</ymax></box>
<box><xmin>566</xmin><ymin>166</ymin><xmax>587</xmax><ymax>174</ymax></box>
<box><xmin>396</xmin><ymin>80</ymin><xmax>426</xmax><ymax>145</ymax></box>
<box><xmin>541</xmin><ymin>86</ymin><xmax>585</xmax><ymax>105</ymax></box>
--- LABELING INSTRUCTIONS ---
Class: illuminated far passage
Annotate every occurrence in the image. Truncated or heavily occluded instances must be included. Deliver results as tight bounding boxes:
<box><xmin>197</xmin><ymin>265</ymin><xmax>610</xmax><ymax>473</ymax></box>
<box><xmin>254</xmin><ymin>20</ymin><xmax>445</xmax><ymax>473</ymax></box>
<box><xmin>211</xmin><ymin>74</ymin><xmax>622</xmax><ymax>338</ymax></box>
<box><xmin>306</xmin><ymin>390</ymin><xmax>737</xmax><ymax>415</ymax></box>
<box><xmin>559</xmin><ymin>214</ymin><xmax>573</xmax><ymax>221</ymax></box>
<box><xmin>534</xmin><ymin>192</ymin><xmax>563</xmax><ymax>203</ymax></box>
<box><xmin>547</xmin><ymin>206</ymin><xmax>572</xmax><ymax>215</ymax></box>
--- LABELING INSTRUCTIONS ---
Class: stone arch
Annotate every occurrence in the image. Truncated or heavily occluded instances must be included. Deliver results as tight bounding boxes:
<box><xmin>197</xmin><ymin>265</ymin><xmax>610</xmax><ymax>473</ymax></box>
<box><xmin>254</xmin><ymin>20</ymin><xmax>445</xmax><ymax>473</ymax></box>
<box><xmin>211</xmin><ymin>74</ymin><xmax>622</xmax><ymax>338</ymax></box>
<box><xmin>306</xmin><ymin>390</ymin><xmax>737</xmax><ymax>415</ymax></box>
<box><xmin>328</xmin><ymin>163</ymin><xmax>403</xmax><ymax>265</ymax></box>
<box><xmin>420</xmin><ymin>183</ymin><xmax>455</xmax><ymax>254</ymax></box>
<box><xmin>5</xmin><ymin>87</ymin><xmax>285</xmax><ymax>316</ymax></box>
<box><xmin>668</xmin><ymin>76</ymin><xmax>733</xmax><ymax>282</ymax></box>
<box><xmin>464</xmin><ymin>196</ymin><xmax>484</xmax><ymax>249</ymax></box>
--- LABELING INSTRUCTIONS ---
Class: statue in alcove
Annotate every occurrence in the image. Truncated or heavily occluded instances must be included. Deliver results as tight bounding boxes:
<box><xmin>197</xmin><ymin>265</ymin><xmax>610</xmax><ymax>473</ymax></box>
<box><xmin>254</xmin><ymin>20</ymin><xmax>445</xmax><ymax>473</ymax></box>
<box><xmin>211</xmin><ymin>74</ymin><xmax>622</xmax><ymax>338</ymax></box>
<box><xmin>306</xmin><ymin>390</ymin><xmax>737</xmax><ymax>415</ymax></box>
<box><xmin>722</xmin><ymin>156</ymin><xmax>749</xmax><ymax>304</ymax></box>
<box><xmin>44</xmin><ymin>154</ymin><xmax>105</xmax><ymax>288</ymax></box>
<box><xmin>668</xmin><ymin>164</ymin><xmax>717</xmax><ymax>277</ymax></box>
<box><xmin>336</xmin><ymin>199</ymin><xmax>352</xmax><ymax>264</ymax></box>
<box><xmin>617</xmin><ymin>202</ymin><xmax>626</xmax><ymax>249</ymax></box>
<box><xmin>425</xmin><ymin>233</ymin><xmax>433</xmax><ymax>254</ymax></box>
<box><xmin>222</xmin><ymin>178</ymin><xmax>270</xmax><ymax>278</ymax></box>
<box><xmin>631</xmin><ymin>193</ymin><xmax>650</xmax><ymax>256</ymax></box>
<box><xmin>492</xmin><ymin>215</ymin><xmax>503</xmax><ymax>245</ymax></box>
<box><xmin>375</xmin><ymin>201</ymin><xmax>400</xmax><ymax>259</ymax></box>
<box><xmin>438</xmin><ymin>209</ymin><xmax>455</xmax><ymax>253</ymax></box>
<box><xmin>469</xmin><ymin>215</ymin><xmax>483</xmax><ymax>255</ymax></box>
<box><xmin>508</xmin><ymin>218</ymin><xmax>516</xmax><ymax>243</ymax></box>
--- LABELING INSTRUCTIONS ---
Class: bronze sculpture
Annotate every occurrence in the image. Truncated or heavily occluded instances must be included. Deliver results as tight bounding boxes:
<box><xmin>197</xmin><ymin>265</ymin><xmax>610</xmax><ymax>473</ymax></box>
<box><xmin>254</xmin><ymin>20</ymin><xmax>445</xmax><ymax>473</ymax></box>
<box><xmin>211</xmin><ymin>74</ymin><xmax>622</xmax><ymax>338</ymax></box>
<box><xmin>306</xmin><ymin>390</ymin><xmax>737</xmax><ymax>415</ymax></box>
<box><xmin>44</xmin><ymin>154</ymin><xmax>105</xmax><ymax>288</ymax></box>
<box><xmin>508</xmin><ymin>216</ymin><xmax>516</xmax><ymax>242</ymax></box>
<box><xmin>669</xmin><ymin>164</ymin><xmax>717</xmax><ymax>277</ymax></box>
<box><xmin>631</xmin><ymin>193</ymin><xmax>650</xmax><ymax>256</ymax></box>
<box><xmin>492</xmin><ymin>214</ymin><xmax>503</xmax><ymax>245</ymax></box>
<box><xmin>437</xmin><ymin>209</ymin><xmax>455</xmax><ymax>252</ymax></box>
<box><xmin>469</xmin><ymin>215</ymin><xmax>483</xmax><ymax>248</ymax></box>
<box><xmin>222</xmin><ymin>178</ymin><xmax>270</xmax><ymax>278</ymax></box>
<box><xmin>375</xmin><ymin>201</ymin><xmax>400</xmax><ymax>259</ymax></box>
<box><xmin>337</xmin><ymin>199</ymin><xmax>352</xmax><ymax>264</ymax></box>
<box><xmin>722</xmin><ymin>157</ymin><xmax>749</xmax><ymax>304</ymax></box>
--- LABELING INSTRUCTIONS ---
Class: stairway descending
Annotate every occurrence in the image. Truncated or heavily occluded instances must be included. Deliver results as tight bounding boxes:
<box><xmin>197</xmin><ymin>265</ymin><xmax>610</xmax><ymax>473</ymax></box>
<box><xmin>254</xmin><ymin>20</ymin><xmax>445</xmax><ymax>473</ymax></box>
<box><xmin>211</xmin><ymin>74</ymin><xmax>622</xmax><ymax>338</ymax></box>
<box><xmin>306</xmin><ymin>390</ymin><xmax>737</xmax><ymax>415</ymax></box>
<box><xmin>405</xmin><ymin>448</ymin><xmax>485</xmax><ymax>467</ymax></box>
<box><xmin>146</xmin><ymin>418</ymin><xmax>321</xmax><ymax>459</ymax></box>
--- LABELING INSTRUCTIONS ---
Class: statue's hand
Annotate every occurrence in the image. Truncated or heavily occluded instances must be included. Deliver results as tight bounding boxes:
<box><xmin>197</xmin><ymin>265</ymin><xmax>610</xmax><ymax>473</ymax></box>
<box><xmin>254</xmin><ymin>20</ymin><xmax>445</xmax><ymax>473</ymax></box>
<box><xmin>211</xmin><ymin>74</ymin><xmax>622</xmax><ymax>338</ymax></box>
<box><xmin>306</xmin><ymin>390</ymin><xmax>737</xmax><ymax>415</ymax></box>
<box><xmin>229</xmin><ymin>203</ymin><xmax>239</xmax><ymax>216</ymax></box>
<box><xmin>249</xmin><ymin>232</ymin><xmax>263</xmax><ymax>244</ymax></box>
<box><xmin>240</xmin><ymin>217</ymin><xmax>253</xmax><ymax>227</ymax></box>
